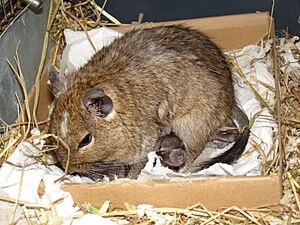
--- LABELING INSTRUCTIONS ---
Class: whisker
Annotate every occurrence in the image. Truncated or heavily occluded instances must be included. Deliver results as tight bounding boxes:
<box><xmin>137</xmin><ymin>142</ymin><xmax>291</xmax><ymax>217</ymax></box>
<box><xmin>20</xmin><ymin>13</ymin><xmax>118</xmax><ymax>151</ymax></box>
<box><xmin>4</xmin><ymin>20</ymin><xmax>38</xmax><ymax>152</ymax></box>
<box><xmin>79</xmin><ymin>160</ymin><xmax>132</xmax><ymax>181</ymax></box>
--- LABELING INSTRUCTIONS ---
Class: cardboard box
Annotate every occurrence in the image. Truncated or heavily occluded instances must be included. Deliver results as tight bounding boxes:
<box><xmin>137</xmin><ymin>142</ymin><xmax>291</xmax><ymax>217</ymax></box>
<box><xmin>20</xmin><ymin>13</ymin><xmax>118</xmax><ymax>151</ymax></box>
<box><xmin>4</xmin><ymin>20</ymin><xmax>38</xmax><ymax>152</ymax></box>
<box><xmin>34</xmin><ymin>12</ymin><xmax>282</xmax><ymax>210</ymax></box>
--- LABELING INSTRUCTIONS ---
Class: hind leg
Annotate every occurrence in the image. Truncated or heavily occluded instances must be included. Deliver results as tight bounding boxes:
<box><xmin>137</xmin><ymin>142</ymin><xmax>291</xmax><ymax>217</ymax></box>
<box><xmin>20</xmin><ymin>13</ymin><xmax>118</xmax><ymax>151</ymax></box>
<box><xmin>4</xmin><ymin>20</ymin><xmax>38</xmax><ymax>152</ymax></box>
<box><xmin>171</xmin><ymin>110</ymin><xmax>221</xmax><ymax>169</ymax></box>
<box><xmin>207</xmin><ymin>123</ymin><xmax>239</xmax><ymax>149</ymax></box>
<box><xmin>171</xmin><ymin>106</ymin><xmax>236</xmax><ymax>171</ymax></box>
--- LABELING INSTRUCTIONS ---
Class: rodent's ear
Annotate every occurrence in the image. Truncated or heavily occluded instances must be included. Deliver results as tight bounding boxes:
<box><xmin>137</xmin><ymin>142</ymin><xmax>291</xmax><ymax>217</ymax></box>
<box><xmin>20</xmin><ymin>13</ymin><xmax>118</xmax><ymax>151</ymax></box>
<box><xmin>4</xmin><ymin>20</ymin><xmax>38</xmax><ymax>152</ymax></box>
<box><xmin>83</xmin><ymin>87</ymin><xmax>113</xmax><ymax>118</ymax></box>
<box><xmin>48</xmin><ymin>64</ymin><xmax>67</xmax><ymax>97</ymax></box>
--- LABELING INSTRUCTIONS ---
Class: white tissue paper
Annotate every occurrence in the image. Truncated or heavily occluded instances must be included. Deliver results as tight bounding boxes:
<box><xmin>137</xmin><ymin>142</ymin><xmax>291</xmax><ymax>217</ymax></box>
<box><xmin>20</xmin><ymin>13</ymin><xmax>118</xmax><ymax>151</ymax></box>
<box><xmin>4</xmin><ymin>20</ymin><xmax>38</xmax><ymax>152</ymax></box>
<box><xmin>60</xmin><ymin>27</ymin><xmax>123</xmax><ymax>75</ymax></box>
<box><xmin>0</xmin><ymin>27</ymin><xmax>285</xmax><ymax>223</ymax></box>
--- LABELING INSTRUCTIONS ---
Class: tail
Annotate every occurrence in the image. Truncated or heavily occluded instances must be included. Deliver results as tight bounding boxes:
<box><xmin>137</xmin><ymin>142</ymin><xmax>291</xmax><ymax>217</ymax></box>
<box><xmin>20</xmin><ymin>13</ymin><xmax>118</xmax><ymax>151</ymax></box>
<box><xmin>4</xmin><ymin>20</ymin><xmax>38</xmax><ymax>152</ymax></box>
<box><xmin>199</xmin><ymin>127</ymin><xmax>250</xmax><ymax>170</ymax></box>
<box><xmin>202</xmin><ymin>105</ymin><xmax>250</xmax><ymax>169</ymax></box>
<box><xmin>186</xmin><ymin>105</ymin><xmax>250</xmax><ymax>172</ymax></box>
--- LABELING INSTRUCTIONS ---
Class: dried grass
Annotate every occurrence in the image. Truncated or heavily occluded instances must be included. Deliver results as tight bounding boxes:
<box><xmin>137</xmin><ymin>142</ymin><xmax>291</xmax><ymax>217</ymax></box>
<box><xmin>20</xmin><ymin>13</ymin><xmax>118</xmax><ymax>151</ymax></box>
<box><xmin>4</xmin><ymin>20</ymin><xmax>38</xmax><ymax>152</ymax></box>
<box><xmin>0</xmin><ymin>0</ymin><xmax>299</xmax><ymax>224</ymax></box>
<box><xmin>50</xmin><ymin>0</ymin><xmax>123</xmax><ymax>68</ymax></box>
<box><xmin>82</xmin><ymin>202</ymin><xmax>299</xmax><ymax>224</ymax></box>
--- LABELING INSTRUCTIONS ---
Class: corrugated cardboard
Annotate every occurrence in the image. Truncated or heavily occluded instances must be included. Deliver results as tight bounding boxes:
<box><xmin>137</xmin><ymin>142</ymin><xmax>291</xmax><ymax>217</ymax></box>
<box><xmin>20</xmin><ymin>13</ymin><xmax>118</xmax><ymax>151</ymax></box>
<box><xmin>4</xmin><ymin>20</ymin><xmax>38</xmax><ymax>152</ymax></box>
<box><xmin>35</xmin><ymin>12</ymin><xmax>282</xmax><ymax>210</ymax></box>
<box><xmin>64</xmin><ymin>176</ymin><xmax>281</xmax><ymax>210</ymax></box>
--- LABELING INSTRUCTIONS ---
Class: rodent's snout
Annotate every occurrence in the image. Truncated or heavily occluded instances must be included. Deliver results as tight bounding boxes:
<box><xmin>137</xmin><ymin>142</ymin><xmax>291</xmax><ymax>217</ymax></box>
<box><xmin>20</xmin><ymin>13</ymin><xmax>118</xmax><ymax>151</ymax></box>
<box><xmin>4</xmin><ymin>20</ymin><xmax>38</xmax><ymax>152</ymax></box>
<box><xmin>78</xmin><ymin>133</ymin><xmax>94</xmax><ymax>151</ymax></box>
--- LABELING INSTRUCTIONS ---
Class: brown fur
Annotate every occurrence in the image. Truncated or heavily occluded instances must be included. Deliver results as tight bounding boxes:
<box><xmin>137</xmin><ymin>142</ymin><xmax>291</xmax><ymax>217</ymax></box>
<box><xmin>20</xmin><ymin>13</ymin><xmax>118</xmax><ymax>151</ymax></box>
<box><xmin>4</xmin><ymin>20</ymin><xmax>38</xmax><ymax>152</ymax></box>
<box><xmin>156</xmin><ymin>105</ymin><xmax>249</xmax><ymax>172</ymax></box>
<box><xmin>48</xmin><ymin>25</ymin><xmax>236</xmax><ymax>179</ymax></box>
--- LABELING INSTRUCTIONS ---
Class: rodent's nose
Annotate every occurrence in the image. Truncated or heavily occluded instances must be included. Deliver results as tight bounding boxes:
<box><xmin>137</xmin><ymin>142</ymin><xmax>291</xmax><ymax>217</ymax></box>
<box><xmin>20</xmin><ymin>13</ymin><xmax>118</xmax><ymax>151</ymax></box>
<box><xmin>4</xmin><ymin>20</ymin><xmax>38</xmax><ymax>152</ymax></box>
<box><xmin>78</xmin><ymin>133</ymin><xmax>93</xmax><ymax>150</ymax></box>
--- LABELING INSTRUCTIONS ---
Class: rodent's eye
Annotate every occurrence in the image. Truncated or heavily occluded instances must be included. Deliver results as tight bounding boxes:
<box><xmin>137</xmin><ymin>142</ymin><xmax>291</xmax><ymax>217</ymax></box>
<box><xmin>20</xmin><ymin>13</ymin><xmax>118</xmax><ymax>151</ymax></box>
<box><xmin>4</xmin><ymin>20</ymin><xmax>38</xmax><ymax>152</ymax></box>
<box><xmin>78</xmin><ymin>133</ymin><xmax>93</xmax><ymax>150</ymax></box>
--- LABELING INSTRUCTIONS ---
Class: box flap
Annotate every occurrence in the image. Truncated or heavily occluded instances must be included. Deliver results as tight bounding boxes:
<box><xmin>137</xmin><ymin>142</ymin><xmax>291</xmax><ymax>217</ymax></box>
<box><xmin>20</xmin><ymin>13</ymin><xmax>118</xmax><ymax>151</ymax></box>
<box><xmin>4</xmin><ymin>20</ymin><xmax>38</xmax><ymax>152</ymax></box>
<box><xmin>114</xmin><ymin>12</ymin><xmax>271</xmax><ymax>51</ymax></box>
<box><xmin>62</xmin><ymin>176</ymin><xmax>281</xmax><ymax>210</ymax></box>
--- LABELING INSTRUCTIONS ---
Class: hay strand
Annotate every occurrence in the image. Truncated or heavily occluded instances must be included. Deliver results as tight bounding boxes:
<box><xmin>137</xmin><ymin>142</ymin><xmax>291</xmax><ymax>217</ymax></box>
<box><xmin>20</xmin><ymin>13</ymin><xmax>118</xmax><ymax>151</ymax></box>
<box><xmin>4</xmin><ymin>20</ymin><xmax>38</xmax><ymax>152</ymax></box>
<box><xmin>32</xmin><ymin>0</ymin><xmax>54</xmax><ymax>129</ymax></box>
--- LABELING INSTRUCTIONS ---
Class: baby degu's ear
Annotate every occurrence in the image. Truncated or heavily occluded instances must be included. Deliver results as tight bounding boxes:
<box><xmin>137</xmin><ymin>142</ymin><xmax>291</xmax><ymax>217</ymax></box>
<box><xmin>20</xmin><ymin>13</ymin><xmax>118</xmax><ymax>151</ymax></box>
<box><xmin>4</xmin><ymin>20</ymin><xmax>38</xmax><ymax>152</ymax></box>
<box><xmin>82</xmin><ymin>86</ymin><xmax>113</xmax><ymax>118</ymax></box>
<box><xmin>48</xmin><ymin>64</ymin><xmax>67</xmax><ymax>97</ymax></box>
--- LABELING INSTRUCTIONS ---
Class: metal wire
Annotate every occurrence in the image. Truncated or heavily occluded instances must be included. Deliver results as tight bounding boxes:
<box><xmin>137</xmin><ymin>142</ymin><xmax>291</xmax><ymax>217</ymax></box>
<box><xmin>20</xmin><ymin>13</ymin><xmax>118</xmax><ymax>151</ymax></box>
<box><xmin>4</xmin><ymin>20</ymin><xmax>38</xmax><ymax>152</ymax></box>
<box><xmin>0</xmin><ymin>0</ymin><xmax>23</xmax><ymax>34</ymax></box>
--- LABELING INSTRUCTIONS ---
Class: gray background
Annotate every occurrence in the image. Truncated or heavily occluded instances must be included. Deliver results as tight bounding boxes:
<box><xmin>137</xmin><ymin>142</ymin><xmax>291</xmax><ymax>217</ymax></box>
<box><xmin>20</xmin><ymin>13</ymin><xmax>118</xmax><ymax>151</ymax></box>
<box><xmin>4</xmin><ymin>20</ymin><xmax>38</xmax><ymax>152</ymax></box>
<box><xmin>0</xmin><ymin>1</ymin><xmax>50</xmax><ymax>128</ymax></box>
